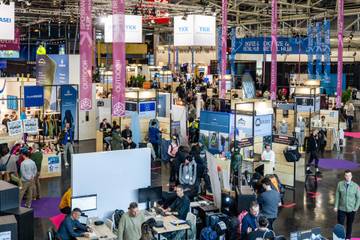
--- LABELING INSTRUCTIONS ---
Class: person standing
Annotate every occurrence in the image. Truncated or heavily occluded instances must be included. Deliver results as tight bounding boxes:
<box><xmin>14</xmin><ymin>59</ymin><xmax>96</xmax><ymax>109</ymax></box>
<box><xmin>30</xmin><ymin>143</ymin><xmax>43</xmax><ymax>200</ymax></box>
<box><xmin>334</xmin><ymin>169</ymin><xmax>360</xmax><ymax>240</ymax></box>
<box><xmin>306</xmin><ymin>130</ymin><xmax>321</xmax><ymax>175</ymax></box>
<box><xmin>345</xmin><ymin>101</ymin><xmax>355</xmax><ymax>131</ymax></box>
<box><xmin>19</xmin><ymin>147</ymin><xmax>37</xmax><ymax>208</ymax></box>
<box><xmin>118</xmin><ymin>202</ymin><xmax>145</xmax><ymax>240</ymax></box>
<box><xmin>1</xmin><ymin>114</ymin><xmax>10</xmax><ymax>132</ymax></box>
<box><xmin>61</xmin><ymin>123</ymin><xmax>74</xmax><ymax>167</ymax></box>
<box><xmin>240</xmin><ymin>201</ymin><xmax>260</xmax><ymax>239</ymax></box>
<box><xmin>168</xmin><ymin>136</ymin><xmax>179</xmax><ymax>185</ymax></box>
<box><xmin>261</xmin><ymin>144</ymin><xmax>276</xmax><ymax>175</ymax></box>
<box><xmin>257</xmin><ymin>178</ymin><xmax>282</xmax><ymax>230</ymax></box>
<box><xmin>148</xmin><ymin>121</ymin><xmax>161</xmax><ymax>158</ymax></box>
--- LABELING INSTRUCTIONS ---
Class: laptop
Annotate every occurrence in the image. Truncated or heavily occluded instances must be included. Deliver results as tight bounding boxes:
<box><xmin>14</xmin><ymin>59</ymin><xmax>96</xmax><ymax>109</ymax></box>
<box><xmin>79</xmin><ymin>215</ymin><xmax>88</xmax><ymax>225</ymax></box>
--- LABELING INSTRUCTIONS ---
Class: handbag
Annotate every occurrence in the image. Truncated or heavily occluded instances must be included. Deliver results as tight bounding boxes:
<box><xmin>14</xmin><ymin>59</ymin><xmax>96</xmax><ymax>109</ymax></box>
<box><xmin>283</xmin><ymin>148</ymin><xmax>300</xmax><ymax>162</ymax></box>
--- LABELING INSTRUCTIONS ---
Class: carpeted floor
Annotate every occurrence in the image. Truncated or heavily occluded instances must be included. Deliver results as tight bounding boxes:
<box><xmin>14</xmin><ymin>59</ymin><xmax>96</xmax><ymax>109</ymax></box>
<box><xmin>22</xmin><ymin>197</ymin><xmax>61</xmax><ymax>218</ymax></box>
<box><xmin>344</xmin><ymin>131</ymin><xmax>360</xmax><ymax>138</ymax></box>
<box><xmin>319</xmin><ymin>158</ymin><xmax>360</xmax><ymax>170</ymax></box>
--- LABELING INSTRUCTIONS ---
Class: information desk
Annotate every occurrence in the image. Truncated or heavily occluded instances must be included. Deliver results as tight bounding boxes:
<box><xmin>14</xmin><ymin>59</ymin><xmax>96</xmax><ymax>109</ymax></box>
<box><xmin>76</xmin><ymin>223</ymin><xmax>116</xmax><ymax>240</ymax></box>
<box><xmin>152</xmin><ymin>215</ymin><xmax>190</xmax><ymax>240</ymax></box>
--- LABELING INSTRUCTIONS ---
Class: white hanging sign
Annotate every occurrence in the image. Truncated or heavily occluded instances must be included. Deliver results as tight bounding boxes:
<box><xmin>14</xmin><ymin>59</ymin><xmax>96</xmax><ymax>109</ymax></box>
<box><xmin>0</xmin><ymin>3</ymin><xmax>15</xmax><ymax>40</ymax></box>
<box><xmin>104</xmin><ymin>15</ymin><xmax>143</xmax><ymax>43</ymax></box>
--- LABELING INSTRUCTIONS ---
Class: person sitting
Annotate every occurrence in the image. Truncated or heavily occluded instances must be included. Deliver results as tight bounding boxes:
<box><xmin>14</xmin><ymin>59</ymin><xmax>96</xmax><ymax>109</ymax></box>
<box><xmin>248</xmin><ymin>216</ymin><xmax>275</xmax><ymax>240</ymax></box>
<box><xmin>121</xmin><ymin>124</ymin><xmax>133</xmax><ymax>140</ymax></box>
<box><xmin>240</xmin><ymin>201</ymin><xmax>260</xmax><ymax>240</ymax></box>
<box><xmin>59</xmin><ymin>188</ymin><xmax>72</xmax><ymax>215</ymax></box>
<box><xmin>163</xmin><ymin>185</ymin><xmax>190</xmax><ymax>221</ymax></box>
<box><xmin>57</xmin><ymin>208</ymin><xmax>91</xmax><ymax>239</ymax></box>
<box><xmin>111</xmin><ymin>125</ymin><xmax>124</xmax><ymax>151</ymax></box>
<box><xmin>123</xmin><ymin>137</ymin><xmax>137</xmax><ymax>149</ymax></box>
<box><xmin>99</xmin><ymin>118</ymin><xmax>111</xmax><ymax>131</ymax></box>
<box><xmin>100</xmin><ymin>119</ymin><xmax>112</xmax><ymax>150</ymax></box>
<box><xmin>118</xmin><ymin>202</ymin><xmax>145</xmax><ymax>240</ymax></box>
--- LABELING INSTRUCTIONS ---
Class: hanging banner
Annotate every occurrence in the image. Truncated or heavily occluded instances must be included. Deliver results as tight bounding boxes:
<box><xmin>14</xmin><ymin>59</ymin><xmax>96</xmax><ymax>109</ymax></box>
<box><xmin>323</xmin><ymin>20</ymin><xmax>331</xmax><ymax>84</ymax></box>
<box><xmin>104</xmin><ymin>15</ymin><xmax>143</xmax><ymax>43</ymax></box>
<box><xmin>7</xmin><ymin>120</ymin><xmax>23</xmax><ymax>136</ymax></box>
<box><xmin>315</xmin><ymin>22</ymin><xmax>322</xmax><ymax>80</ymax></box>
<box><xmin>220</xmin><ymin>0</ymin><xmax>227</xmax><ymax>99</ymax></box>
<box><xmin>0</xmin><ymin>2</ymin><xmax>15</xmax><ymax>40</ymax></box>
<box><xmin>79</xmin><ymin>0</ymin><xmax>93</xmax><ymax>111</ymax></box>
<box><xmin>217</xmin><ymin>27</ymin><xmax>222</xmax><ymax>75</ymax></box>
<box><xmin>111</xmin><ymin>0</ymin><xmax>126</xmax><ymax>117</ymax></box>
<box><xmin>173</xmin><ymin>15</ymin><xmax>216</xmax><ymax>46</ymax></box>
<box><xmin>61</xmin><ymin>85</ymin><xmax>78</xmax><ymax>140</ymax></box>
<box><xmin>24</xmin><ymin>86</ymin><xmax>44</xmax><ymax>107</ymax></box>
<box><xmin>0</xmin><ymin>28</ymin><xmax>20</xmax><ymax>51</ymax></box>
<box><xmin>270</xmin><ymin>0</ymin><xmax>277</xmax><ymax>100</ymax></box>
<box><xmin>230</xmin><ymin>28</ymin><xmax>236</xmax><ymax>76</ymax></box>
<box><xmin>307</xmin><ymin>23</ymin><xmax>314</xmax><ymax>79</ymax></box>
<box><xmin>336</xmin><ymin>0</ymin><xmax>344</xmax><ymax>108</ymax></box>
<box><xmin>23</xmin><ymin>118</ymin><xmax>39</xmax><ymax>134</ymax></box>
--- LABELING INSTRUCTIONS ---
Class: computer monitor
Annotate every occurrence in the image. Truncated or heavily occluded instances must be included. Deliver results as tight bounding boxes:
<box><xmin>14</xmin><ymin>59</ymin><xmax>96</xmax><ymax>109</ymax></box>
<box><xmin>138</xmin><ymin>186</ymin><xmax>162</xmax><ymax>209</ymax></box>
<box><xmin>71</xmin><ymin>194</ymin><xmax>97</xmax><ymax>212</ymax></box>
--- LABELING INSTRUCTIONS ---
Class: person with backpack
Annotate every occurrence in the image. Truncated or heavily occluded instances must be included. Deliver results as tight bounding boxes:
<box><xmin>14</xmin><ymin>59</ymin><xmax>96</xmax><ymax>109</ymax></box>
<box><xmin>240</xmin><ymin>201</ymin><xmax>260</xmax><ymax>239</ymax></box>
<box><xmin>257</xmin><ymin>178</ymin><xmax>282</xmax><ymax>230</ymax></box>
<box><xmin>179</xmin><ymin>156</ymin><xmax>197</xmax><ymax>197</ymax></box>
<box><xmin>148</xmin><ymin>121</ymin><xmax>161</xmax><ymax>158</ymax></box>
<box><xmin>248</xmin><ymin>216</ymin><xmax>275</xmax><ymax>240</ymax></box>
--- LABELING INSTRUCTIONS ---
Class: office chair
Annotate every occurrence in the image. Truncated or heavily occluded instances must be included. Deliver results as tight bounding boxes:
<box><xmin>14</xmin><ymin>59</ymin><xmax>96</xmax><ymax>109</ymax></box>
<box><xmin>47</xmin><ymin>228</ymin><xmax>58</xmax><ymax>240</ymax></box>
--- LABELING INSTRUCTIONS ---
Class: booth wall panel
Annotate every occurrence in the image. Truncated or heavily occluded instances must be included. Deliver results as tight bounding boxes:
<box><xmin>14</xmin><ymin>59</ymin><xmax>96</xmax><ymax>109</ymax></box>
<box><xmin>72</xmin><ymin>148</ymin><xmax>151</xmax><ymax>219</ymax></box>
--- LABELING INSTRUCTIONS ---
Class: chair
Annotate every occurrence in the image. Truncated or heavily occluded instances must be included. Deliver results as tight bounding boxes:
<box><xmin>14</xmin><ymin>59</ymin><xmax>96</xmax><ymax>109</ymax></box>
<box><xmin>186</xmin><ymin>212</ymin><xmax>197</xmax><ymax>240</ymax></box>
<box><xmin>47</xmin><ymin>228</ymin><xmax>58</xmax><ymax>240</ymax></box>
<box><xmin>49</xmin><ymin>213</ymin><xmax>66</xmax><ymax>231</ymax></box>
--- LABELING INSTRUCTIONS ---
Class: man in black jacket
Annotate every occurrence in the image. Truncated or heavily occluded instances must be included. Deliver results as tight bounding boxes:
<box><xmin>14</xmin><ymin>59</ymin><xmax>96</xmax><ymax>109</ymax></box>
<box><xmin>306</xmin><ymin>130</ymin><xmax>321</xmax><ymax>175</ymax></box>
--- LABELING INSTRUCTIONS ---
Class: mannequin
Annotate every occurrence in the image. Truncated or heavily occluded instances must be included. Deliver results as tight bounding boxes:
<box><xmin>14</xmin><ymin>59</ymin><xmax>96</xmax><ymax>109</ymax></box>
<box><xmin>279</xmin><ymin>119</ymin><xmax>288</xmax><ymax>135</ymax></box>
<box><xmin>296</xmin><ymin>116</ymin><xmax>306</xmax><ymax>147</ymax></box>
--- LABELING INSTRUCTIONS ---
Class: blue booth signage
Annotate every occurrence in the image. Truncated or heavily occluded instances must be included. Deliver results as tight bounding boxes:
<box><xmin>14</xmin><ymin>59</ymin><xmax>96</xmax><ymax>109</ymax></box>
<box><xmin>24</xmin><ymin>86</ymin><xmax>44</xmax><ymax>107</ymax></box>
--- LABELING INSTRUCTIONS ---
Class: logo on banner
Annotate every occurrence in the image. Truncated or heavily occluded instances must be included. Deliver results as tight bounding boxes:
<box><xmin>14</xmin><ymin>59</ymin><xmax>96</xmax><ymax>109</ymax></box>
<box><xmin>113</xmin><ymin>102</ymin><xmax>125</xmax><ymax>116</ymax></box>
<box><xmin>199</xmin><ymin>27</ymin><xmax>210</xmax><ymax>33</ymax></box>
<box><xmin>0</xmin><ymin>18</ymin><xmax>11</xmax><ymax>23</ymax></box>
<box><xmin>80</xmin><ymin>98</ymin><xmax>92</xmax><ymax>110</ymax></box>
<box><xmin>126</xmin><ymin>25</ymin><xmax>137</xmax><ymax>31</ymax></box>
<box><xmin>59</xmin><ymin>59</ymin><xmax>66</xmax><ymax>67</ymax></box>
<box><xmin>178</xmin><ymin>26</ymin><xmax>189</xmax><ymax>33</ymax></box>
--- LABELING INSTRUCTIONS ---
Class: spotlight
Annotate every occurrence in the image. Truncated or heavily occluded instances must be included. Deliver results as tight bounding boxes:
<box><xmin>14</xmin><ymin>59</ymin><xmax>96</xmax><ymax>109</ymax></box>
<box><xmin>211</xmin><ymin>6</ymin><xmax>216</xmax><ymax>16</ymax></box>
<box><xmin>182</xmin><ymin>12</ymin><xmax>188</xmax><ymax>20</ymax></box>
<box><xmin>349</xmin><ymin>33</ymin><xmax>353</xmax><ymax>40</ymax></box>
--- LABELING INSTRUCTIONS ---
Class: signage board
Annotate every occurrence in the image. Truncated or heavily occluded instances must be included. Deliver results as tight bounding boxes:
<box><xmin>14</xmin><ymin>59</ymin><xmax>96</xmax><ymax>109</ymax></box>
<box><xmin>139</xmin><ymin>101</ymin><xmax>156</xmax><ymax>118</ymax></box>
<box><xmin>7</xmin><ymin>120</ymin><xmax>23</xmax><ymax>136</ymax></box>
<box><xmin>23</xmin><ymin>118</ymin><xmax>39</xmax><ymax>134</ymax></box>
<box><xmin>24</xmin><ymin>86</ymin><xmax>44</xmax><ymax>107</ymax></box>
<box><xmin>104</xmin><ymin>15</ymin><xmax>143</xmax><ymax>43</ymax></box>
<box><xmin>0</xmin><ymin>3</ymin><xmax>15</xmax><ymax>40</ymax></box>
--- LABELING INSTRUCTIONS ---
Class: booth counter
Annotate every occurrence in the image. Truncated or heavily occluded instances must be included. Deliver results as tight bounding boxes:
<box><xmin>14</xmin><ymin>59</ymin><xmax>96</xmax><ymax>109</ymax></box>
<box><xmin>39</xmin><ymin>153</ymin><xmax>61</xmax><ymax>179</ymax></box>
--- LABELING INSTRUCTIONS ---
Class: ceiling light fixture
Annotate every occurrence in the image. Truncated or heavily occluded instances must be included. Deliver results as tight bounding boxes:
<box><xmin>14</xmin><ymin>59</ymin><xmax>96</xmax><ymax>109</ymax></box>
<box><xmin>182</xmin><ymin>12</ymin><xmax>188</xmax><ymax>20</ymax></box>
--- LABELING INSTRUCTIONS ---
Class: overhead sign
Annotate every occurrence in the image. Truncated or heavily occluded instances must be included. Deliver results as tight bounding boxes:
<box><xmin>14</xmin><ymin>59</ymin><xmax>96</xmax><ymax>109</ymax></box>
<box><xmin>104</xmin><ymin>15</ymin><xmax>143</xmax><ymax>43</ymax></box>
<box><xmin>23</xmin><ymin>118</ymin><xmax>39</xmax><ymax>134</ymax></box>
<box><xmin>139</xmin><ymin>101</ymin><xmax>156</xmax><ymax>118</ymax></box>
<box><xmin>235</xmin><ymin>114</ymin><xmax>272</xmax><ymax>138</ymax></box>
<box><xmin>233</xmin><ymin>37</ymin><xmax>308</xmax><ymax>54</ymax></box>
<box><xmin>174</xmin><ymin>15</ymin><xmax>216</xmax><ymax>46</ymax></box>
<box><xmin>24</xmin><ymin>86</ymin><xmax>44</xmax><ymax>107</ymax></box>
<box><xmin>0</xmin><ymin>2</ymin><xmax>15</xmax><ymax>40</ymax></box>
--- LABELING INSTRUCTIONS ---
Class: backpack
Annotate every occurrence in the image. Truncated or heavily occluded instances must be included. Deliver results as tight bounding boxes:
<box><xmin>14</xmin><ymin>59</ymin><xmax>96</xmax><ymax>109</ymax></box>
<box><xmin>0</xmin><ymin>153</ymin><xmax>12</xmax><ymax>172</ymax></box>
<box><xmin>237</xmin><ymin>210</ymin><xmax>248</xmax><ymax>239</ymax></box>
<box><xmin>200</xmin><ymin>226</ymin><xmax>218</xmax><ymax>240</ymax></box>
<box><xmin>112</xmin><ymin>209</ymin><xmax>125</xmax><ymax>231</ymax></box>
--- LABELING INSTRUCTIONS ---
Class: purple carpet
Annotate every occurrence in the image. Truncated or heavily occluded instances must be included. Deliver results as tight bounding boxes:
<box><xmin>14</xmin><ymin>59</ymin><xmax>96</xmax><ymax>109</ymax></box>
<box><xmin>22</xmin><ymin>197</ymin><xmax>61</xmax><ymax>218</ymax></box>
<box><xmin>319</xmin><ymin>158</ymin><xmax>360</xmax><ymax>170</ymax></box>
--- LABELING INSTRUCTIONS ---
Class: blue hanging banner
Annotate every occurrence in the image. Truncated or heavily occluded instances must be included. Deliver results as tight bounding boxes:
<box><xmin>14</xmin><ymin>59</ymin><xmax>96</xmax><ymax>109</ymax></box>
<box><xmin>24</xmin><ymin>86</ymin><xmax>44</xmax><ymax>107</ymax></box>
<box><xmin>230</xmin><ymin>28</ymin><xmax>236</xmax><ymax>76</ymax></box>
<box><xmin>233</xmin><ymin>37</ymin><xmax>308</xmax><ymax>54</ymax></box>
<box><xmin>307</xmin><ymin>23</ymin><xmax>314</xmax><ymax>79</ymax></box>
<box><xmin>316</xmin><ymin>22</ymin><xmax>322</xmax><ymax>80</ymax></box>
<box><xmin>61</xmin><ymin>85</ymin><xmax>78</xmax><ymax>140</ymax></box>
<box><xmin>217</xmin><ymin>27</ymin><xmax>222</xmax><ymax>74</ymax></box>
<box><xmin>323</xmin><ymin>20</ymin><xmax>331</xmax><ymax>84</ymax></box>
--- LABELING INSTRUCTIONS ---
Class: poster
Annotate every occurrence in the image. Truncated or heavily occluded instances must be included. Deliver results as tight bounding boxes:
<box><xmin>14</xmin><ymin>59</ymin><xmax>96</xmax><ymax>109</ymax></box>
<box><xmin>139</xmin><ymin>101</ymin><xmax>156</xmax><ymax>118</ymax></box>
<box><xmin>61</xmin><ymin>85</ymin><xmax>78</xmax><ymax>140</ymax></box>
<box><xmin>235</xmin><ymin>114</ymin><xmax>272</xmax><ymax>139</ymax></box>
<box><xmin>0</xmin><ymin>28</ymin><xmax>20</xmax><ymax>51</ymax></box>
<box><xmin>48</xmin><ymin>155</ymin><xmax>61</xmax><ymax>173</ymax></box>
<box><xmin>24</xmin><ymin>86</ymin><xmax>44</xmax><ymax>107</ymax></box>
<box><xmin>0</xmin><ymin>231</ymin><xmax>11</xmax><ymax>240</ymax></box>
<box><xmin>36</xmin><ymin>54</ymin><xmax>69</xmax><ymax>110</ymax></box>
<box><xmin>171</xmin><ymin>121</ymin><xmax>181</xmax><ymax>139</ymax></box>
<box><xmin>23</xmin><ymin>118</ymin><xmax>39</xmax><ymax>134</ymax></box>
<box><xmin>6</xmin><ymin>95</ymin><xmax>17</xmax><ymax>110</ymax></box>
<box><xmin>270</xmin><ymin>0</ymin><xmax>278</xmax><ymax>100</ymax></box>
<box><xmin>7</xmin><ymin>120</ymin><xmax>23</xmax><ymax>136</ymax></box>
<box><xmin>254</xmin><ymin>115</ymin><xmax>272</xmax><ymax>137</ymax></box>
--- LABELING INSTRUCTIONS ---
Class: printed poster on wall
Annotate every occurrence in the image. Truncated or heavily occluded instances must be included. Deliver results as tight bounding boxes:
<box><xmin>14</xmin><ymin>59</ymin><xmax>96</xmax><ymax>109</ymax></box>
<box><xmin>139</xmin><ymin>101</ymin><xmax>156</xmax><ymax>118</ymax></box>
<box><xmin>61</xmin><ymin>85</ymin><xmax>78</xmax><ymax>140</ymax></box>
<box><xmin>254</xmin><ymin>115</ymin><xmax>272</xmax><ymax>137</ymax></box>
<box><xmin>235</xmin><ymin>114</ymin><xmax>272</xmax><ymax>139</ymax></box>
<box><xmin>48</xmin><ymin>155</ymin><xmax>61</xmax><ymax>173</ymax></box>
<box><xmin>0</xmin><ymin>28</ymin><xmax>20</xmax><ymax>51</ymax></box>
<box><xmin>7</xmin><ymin>120</ymin><xmax>23</xmax><ymax>136</ymax></box>
<box><xmin>36</xmin><ymin>54</ymin><xmax>69</xmax><ymax>110</ymax></box>
<box><xmin>0</xmin><ymin>231</ymin><xmax>11</xmax><ymax>240</ymax></box>
<box><xmin>23</xmin><ymin>118</ymin><xmax>39</xmax><ymax>134</ymax></box>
